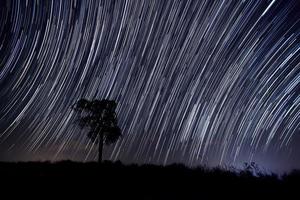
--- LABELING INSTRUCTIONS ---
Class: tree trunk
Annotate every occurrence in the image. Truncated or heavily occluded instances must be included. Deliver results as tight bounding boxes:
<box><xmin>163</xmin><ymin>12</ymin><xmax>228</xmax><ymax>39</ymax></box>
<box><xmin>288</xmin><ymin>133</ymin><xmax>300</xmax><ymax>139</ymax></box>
<box><xmin>98</xmin><ymin>133</ymin><xmax>104</xmax><ymax>163</ymax></box>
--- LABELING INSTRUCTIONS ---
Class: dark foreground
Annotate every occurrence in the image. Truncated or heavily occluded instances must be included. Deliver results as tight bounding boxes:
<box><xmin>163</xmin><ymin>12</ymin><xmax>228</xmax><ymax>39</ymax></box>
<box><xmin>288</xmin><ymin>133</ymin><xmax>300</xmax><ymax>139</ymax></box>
<box><xmin>0</xmin><ymin>161</ymin><xmax>298</xmax><ymax>199</ymax></box>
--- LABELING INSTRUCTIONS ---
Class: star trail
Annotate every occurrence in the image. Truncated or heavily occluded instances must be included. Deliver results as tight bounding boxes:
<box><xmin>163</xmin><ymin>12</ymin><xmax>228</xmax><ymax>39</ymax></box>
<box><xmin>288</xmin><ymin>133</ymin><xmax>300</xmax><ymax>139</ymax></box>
<box><xmin>1</xmin><ymin>0</ymin><xmax>300</xmax><ymax>172</ymax></box>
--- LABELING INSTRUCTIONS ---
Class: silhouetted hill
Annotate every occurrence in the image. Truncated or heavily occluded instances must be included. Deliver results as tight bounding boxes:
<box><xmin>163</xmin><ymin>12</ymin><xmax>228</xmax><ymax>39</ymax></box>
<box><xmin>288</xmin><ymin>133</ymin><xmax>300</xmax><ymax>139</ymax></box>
<box><xmin>0</xmin><ymin>161</ymin><xmax>298</xmax><ymax>199</ymax></box>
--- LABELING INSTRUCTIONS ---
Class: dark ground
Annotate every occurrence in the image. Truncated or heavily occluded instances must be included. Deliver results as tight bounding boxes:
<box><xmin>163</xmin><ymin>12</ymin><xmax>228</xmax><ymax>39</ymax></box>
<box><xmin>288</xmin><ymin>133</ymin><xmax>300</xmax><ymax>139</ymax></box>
<box><xmin>0</xmin><ymin>161</ymin><xmax>298</xmax><ymax>199</ymax></box>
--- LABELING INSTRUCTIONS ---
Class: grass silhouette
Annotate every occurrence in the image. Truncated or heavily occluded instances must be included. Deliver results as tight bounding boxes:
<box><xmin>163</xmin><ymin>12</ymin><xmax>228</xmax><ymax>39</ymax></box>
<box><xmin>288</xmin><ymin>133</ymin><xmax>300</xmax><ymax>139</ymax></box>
<box><xmin>0</xmin><ymin>161</ymin><xmax>298</xmax><ymax>199</ymax></box>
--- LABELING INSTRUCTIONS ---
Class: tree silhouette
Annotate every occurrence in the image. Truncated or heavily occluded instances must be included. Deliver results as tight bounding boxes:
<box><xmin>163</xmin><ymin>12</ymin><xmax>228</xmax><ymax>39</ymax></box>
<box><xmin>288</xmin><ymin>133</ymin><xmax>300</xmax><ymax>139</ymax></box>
<box><xmin>73</xmin><ymin>99</ymin><xmax>122</xmax><ymax>163</ymax></box>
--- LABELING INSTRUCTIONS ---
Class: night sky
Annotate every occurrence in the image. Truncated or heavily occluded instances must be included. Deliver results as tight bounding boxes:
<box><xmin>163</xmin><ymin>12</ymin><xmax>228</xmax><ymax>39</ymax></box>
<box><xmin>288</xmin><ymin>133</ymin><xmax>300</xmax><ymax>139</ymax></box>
<box><xmin>1</xmin><ymin>0</ymin><xmax>300</xmax><ymax>173</ymax></box>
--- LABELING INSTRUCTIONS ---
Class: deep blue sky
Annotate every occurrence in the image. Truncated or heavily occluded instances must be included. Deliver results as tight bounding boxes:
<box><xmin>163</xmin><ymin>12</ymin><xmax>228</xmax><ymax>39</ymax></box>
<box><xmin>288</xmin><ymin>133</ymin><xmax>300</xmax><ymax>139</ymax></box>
<box><xmin>0</xmin><ymin>0</ymin><xmax>300</xmax><ymax>173</ymax></box>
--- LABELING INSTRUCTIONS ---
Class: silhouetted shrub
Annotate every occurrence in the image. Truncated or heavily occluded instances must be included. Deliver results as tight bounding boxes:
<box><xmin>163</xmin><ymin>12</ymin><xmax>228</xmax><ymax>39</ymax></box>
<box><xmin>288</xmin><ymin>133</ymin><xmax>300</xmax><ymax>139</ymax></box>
<box><xmin>0</xmin><ymin>161</ymin><xmax>298</xmax><ymax>199</ymax></box>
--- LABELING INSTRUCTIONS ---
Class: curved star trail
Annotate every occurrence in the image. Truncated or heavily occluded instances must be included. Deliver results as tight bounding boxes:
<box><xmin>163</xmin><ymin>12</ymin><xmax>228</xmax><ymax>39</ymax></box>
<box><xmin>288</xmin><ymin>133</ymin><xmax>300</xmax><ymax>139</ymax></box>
<box><xmin>1</xmin><ymin>0</ymin><xmax>300</xmax><ymax>171</ymax></box>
